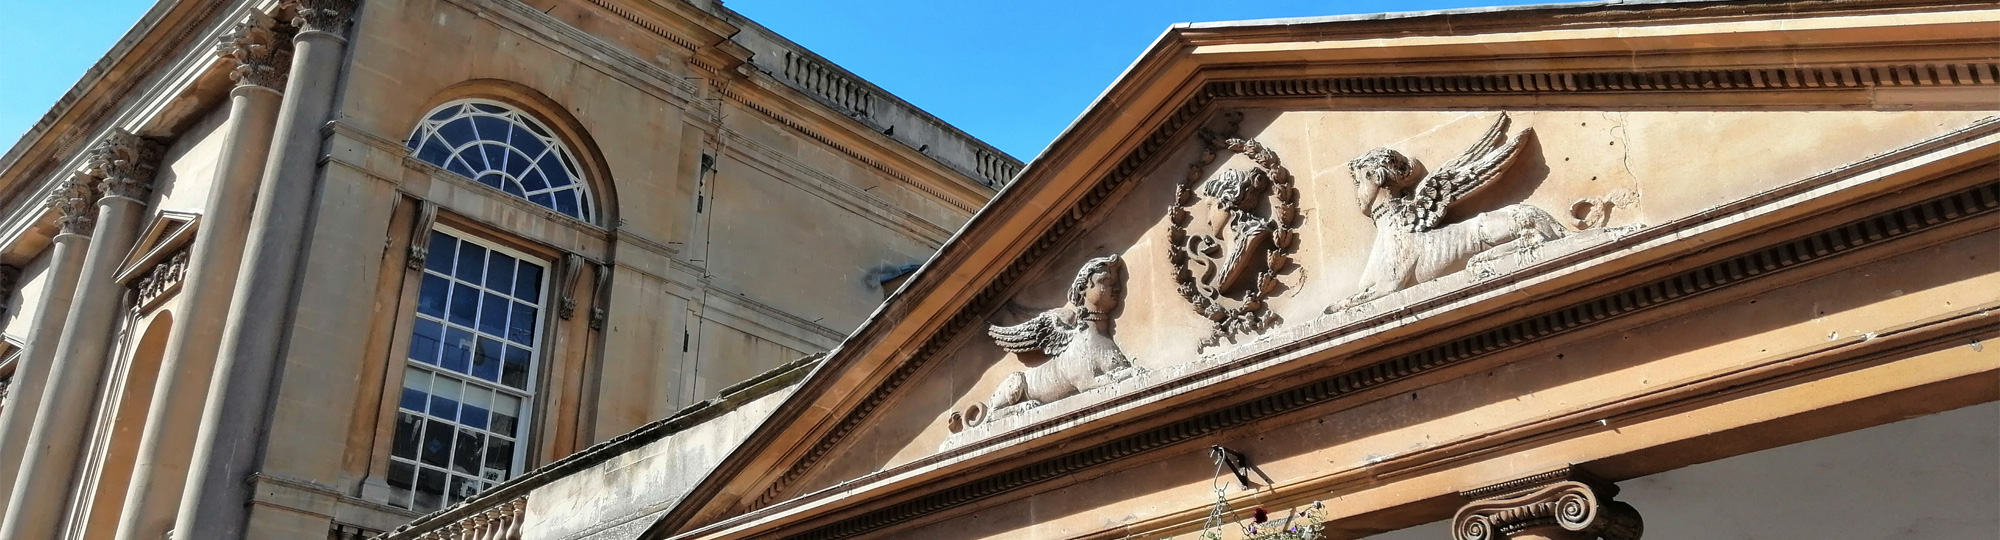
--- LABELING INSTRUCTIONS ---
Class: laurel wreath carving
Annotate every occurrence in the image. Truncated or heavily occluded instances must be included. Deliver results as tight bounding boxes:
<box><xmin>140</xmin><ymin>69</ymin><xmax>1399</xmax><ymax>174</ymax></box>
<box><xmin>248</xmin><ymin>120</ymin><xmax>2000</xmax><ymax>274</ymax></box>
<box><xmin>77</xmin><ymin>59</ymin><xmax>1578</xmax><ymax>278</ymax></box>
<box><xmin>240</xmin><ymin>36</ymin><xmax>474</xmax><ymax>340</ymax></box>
<box><xmin>1167</xmin><ymin>114</ymin><xmax>1301</xmax><ymax>349</ymax></box>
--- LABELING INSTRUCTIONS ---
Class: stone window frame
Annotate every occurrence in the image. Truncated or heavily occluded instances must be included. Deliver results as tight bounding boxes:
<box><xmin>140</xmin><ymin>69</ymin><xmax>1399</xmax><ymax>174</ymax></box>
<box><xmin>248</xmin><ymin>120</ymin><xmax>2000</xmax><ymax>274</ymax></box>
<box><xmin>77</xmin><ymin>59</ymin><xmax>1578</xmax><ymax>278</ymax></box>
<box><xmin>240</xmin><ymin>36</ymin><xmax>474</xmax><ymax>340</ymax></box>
<box><xmin>381</xmin><ymin>223</ymin><xmax>556</xmax><ymax>513</ymax></box>
<box><xmin>405</xmin><ymin>99</ymin><xmax>600</xmax><ymax>224</ymax></box>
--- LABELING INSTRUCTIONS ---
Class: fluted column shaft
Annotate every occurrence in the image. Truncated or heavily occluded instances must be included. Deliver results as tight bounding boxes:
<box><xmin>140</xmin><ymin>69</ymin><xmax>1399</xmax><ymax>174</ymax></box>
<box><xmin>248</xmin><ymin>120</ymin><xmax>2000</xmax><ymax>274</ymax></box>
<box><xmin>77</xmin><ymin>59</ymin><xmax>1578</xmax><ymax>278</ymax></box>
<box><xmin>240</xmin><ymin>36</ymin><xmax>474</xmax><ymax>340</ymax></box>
<box><xmin>111</xmin><ymin>12</ymin><xmax>292</xmax><ymax>540</ymax></box>
<box><xmin>0</xmin><ymin>188</ymin><xmax>96</xmax><ymax>527</ymax></box>
<box><xmin>178</xmin><ymin>2</ymin><xmax>355</xmax><ymax>537</ymax></box>
<box><xmin>0</xmin><ymin>130</ymin><xmax>163</xmax><ymax>540</ymax></box>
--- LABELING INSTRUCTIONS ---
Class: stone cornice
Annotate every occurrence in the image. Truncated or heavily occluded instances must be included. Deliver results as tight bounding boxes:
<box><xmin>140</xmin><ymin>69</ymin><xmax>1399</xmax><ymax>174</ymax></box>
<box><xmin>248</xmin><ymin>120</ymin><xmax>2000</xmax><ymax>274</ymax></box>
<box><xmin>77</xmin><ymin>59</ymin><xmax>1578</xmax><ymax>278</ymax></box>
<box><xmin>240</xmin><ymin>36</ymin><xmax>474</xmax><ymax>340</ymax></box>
<box><xmin>649</xmin><ymin>4</ymin><xmax>2000</xmax><ymax>536</ymax></box>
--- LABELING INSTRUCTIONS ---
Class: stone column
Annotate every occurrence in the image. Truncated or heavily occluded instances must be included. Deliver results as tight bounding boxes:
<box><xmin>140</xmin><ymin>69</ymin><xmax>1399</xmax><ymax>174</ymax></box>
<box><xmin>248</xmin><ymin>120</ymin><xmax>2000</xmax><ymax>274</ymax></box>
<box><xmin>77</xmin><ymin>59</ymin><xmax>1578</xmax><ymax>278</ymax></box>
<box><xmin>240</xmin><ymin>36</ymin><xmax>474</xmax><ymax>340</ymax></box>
<box><xmin>0</xmin><ymin>181</ymin><xmax>97</xmax><ymax>526</ymax></box>
<box><xmin>177</xmin><ymin>1</ymin><xmax>355</xmax><ymax>538</ymax></box>
<box><xmin>0</xmin><ymin>129</ymin><xmax>163</xmax><ymax>540</ymax></box>
<box><xmin>110</xmin><ymin>13</ymin><xmax>292</xmax><ymax>540</ymax></box>
<box><xmin>1451</xmin><ymin>468</ymin><xmax>1643</xmax><ymax>540</ymax></box>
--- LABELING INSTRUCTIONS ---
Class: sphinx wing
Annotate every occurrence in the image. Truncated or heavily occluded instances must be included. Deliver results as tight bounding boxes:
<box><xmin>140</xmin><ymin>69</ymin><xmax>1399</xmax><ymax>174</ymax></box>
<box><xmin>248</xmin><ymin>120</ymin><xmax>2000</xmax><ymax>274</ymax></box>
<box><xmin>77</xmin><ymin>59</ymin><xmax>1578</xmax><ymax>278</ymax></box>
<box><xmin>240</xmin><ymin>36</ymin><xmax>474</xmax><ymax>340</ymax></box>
<box><xmin>1406</xmin><ymin>113</ymin><xmax>1529</xmax><ymax>231</ymax></box>
<box><xmin>987</xmin><ymin>310</ymin><xmax>1073</xmax><ymax>356</ymax></box>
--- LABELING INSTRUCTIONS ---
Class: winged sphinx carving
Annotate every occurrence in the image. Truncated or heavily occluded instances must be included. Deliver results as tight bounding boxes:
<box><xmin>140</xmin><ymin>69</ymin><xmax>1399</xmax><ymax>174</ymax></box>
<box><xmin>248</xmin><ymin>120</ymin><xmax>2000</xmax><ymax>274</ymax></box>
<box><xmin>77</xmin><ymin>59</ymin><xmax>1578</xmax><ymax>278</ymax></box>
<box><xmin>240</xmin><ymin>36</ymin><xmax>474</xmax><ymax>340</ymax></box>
<box><xmin>951</xmin><ymin>254</ymin><xmax>1137</xmax><ymax>432</ymax></box>
<box><xmin>1334</xmin><ymin>113</ymin><xmax>1570</xmax><ymax>310</ymax></box>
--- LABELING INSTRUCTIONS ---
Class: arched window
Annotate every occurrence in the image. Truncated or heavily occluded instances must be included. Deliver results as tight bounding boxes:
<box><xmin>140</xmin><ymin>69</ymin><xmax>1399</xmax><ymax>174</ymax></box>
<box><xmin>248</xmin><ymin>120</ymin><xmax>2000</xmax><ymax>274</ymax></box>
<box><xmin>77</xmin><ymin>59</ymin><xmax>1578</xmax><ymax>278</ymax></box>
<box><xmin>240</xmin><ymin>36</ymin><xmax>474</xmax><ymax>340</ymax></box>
<box><xmin>407</xmin><ymin>100</ymin><xmax>597</xmax><ymax>223</ymax></box>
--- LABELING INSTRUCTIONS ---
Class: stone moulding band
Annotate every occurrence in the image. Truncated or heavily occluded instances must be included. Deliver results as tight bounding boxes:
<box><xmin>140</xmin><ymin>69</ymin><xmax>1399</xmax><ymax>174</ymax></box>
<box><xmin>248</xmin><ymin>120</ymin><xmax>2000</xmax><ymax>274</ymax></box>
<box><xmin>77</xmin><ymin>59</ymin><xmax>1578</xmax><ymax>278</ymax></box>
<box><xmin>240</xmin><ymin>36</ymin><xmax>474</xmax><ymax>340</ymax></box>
<box><xmin>773</xmin><ymin>180</ymin><xmax>2000</xmax><ymax>540</ymax></box>
<box><xmin>750</xmin><ymin>58</ymin><xmax>2000</xmax><ymax>516</ymax></box>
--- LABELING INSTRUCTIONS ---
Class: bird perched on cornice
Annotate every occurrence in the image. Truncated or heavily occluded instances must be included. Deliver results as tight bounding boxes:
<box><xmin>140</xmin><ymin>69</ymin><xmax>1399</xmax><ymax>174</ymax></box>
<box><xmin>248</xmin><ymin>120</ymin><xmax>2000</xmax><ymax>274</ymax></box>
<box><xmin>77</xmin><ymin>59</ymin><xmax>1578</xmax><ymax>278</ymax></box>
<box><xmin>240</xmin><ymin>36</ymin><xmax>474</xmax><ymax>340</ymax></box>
<box><xmin>1335</xmin><ymin>113</ymin><xmax>1569</xmax><ymax>311</ymax></box>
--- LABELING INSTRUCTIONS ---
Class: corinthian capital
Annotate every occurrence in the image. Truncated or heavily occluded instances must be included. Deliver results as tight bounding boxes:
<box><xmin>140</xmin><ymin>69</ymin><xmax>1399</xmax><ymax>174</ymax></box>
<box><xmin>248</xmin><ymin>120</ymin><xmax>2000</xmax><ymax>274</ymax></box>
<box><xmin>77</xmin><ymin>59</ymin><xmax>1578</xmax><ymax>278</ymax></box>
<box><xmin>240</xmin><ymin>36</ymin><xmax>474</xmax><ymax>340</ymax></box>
<box><xmin>46</xmin><ymin>176</ymin><xmax>98</xmax><ymax>236</ymax></box>
<box><xmin>85</xmin><ymin>128</ymin><xmax>165</xmax><ymax>201</ymax></box>
<box><xmin>284</xmin><ymin>0</ymin><xmax>356</xmax><ymax>35</ymax></box>
<box><xmin>218</xmin><ymin>11</ymin><xmax>293</xmax><ymax>89</ymax></box>
<box><xmin>1453</xmin><ymin>468</ymin><xmax>1642</xmax><ymax>540</ymax></box>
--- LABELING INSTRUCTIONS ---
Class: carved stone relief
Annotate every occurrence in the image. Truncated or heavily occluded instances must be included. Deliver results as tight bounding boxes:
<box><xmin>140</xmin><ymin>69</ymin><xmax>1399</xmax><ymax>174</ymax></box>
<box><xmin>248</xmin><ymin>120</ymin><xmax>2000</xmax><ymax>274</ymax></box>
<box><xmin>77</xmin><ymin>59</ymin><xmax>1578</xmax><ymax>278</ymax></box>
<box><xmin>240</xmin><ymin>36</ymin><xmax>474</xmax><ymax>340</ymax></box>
<box><xmin>86</xmin><ymin>128</ymin><xmax>164</xmax><ymax>202</ymax></box>
<box><xmin>284</xmin><ymin>0</ymin><xmax>357</xmax><ymax>35</ymax></box>
<box><xmin>1168</xmin><ymin>113</ymin><xmax>1300</xmax><ymax>348</ymax></box>
<box><xmin>948</xmin><ymin>255</ymin><xmax>1136</xmax><ymax>433</ymax></box>
<box><xmin>1332</xmin><ymin>114</ymin><xmax>1640</xmax><ymax>312</ymax></box>
<box><xmin>217</xmin><ymin>11</ymin><xmax>293</xmax><ymax>89</ymax></box>
<box><xmin>46</xmin><ymin>176</ymin><xmax>98</xmax><ymax>236</ymax></box>
<box><xmin>131</xmin><ymin>247</ymin><xmax>191</xmax><ymax>315</ymax></box>
<box><xmin>1453</xmin><ymin>468</ymin><xmax>1642</xmax><ymax>540</ymax></box>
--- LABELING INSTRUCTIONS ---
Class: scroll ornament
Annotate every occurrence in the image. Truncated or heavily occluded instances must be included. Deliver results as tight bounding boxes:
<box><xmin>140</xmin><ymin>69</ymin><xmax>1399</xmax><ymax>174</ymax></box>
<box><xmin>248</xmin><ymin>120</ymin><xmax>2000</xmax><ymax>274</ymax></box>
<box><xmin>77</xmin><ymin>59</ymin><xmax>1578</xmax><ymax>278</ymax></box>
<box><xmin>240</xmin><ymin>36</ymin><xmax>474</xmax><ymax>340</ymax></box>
<box><xmin>1167</xmin><ymin>113</ymin><xmax>1300</xmax><ymax>349</ymax></box>
<box><xmin>1453</xmin><ymin>470</ymin><xmax>1642</xmax><ymax>540</ymax></box>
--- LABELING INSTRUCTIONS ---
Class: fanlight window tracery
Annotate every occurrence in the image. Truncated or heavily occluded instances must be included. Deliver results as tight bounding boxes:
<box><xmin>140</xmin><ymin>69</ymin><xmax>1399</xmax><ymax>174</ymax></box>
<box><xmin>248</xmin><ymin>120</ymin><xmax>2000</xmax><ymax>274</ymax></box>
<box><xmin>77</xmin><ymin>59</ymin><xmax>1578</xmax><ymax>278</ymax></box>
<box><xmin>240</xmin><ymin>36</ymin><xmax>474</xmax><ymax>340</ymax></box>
<box><xmin>407</xmin><ymin>100</ymin><xmax>597</xmax><ymax>223</ymax></box>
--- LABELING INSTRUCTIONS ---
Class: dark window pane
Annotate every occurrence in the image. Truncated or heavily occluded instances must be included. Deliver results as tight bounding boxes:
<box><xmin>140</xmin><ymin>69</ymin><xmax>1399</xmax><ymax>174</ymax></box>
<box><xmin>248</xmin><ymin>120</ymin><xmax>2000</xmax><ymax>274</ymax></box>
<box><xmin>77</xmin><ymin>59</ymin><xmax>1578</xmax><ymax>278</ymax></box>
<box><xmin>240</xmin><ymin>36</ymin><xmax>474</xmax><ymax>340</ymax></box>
<box><xmin>426</xmin><ymin>394</ymin><xmax>458</xmax><ymax>423</ymax></box>
<box><xmin>490</xmin><ymin>406</ymin><xmax>517</xmax><ymax>436</ymax></box>
<box><xmin>469</xmin><ymin>103</ymin><xmax>504</xmax><ymax>114</ymax></box>
<box><xmin>427</xmin><ymin>106</ymin><xmax>459</xmax><ymax>121</ymax></box>
<box><xmin>514</xmin><ymin>264</ymin><xmax>542</xmax><ymax>301</ymax></box>
<box><xmin>537</xmin><ymin>155</ymin><xmax>569</xmax><ymax>186</ymax></box>
<box><xmin>445</xmin><ymin>155</ymin><xmax>476</xmax><ymax>179</ymax></box>
<box><xmin>392</xmin><ymin>412</ymin><xmax>422</xmax><ymax>459</ymax></box>
<box><xmin>388</xmin><ymin>460</ymin><xmax>416</xmax><ymax>490</ymax></box>
<box><xmin>415</xmin><ymin>137</ymin><xmax>451</xmax><ymax>167</ymax></box>
<box><xmin>502</xmin><ymin>345</ymin><xmax>531</xmax><ymax>390</ymax></box>
<box><xmin>512</xmin><ymin>135</ymin><xmax>547</xmax><ymax>163</ymax></box>
<box><xmin>520</xmin><ymin>115</ymin><xmax>550</xmax><ymax>137</ymax></box>
<box><xmin>482</xmin><ymin>143</ymin><xmax>510</xmax><ymax>175</ymax></box>
<box><xmin>472</xmin><ymin>337</ymin><xmax>503</xmax><ymax>382</ymax></box>
<box><xmin>437</xmin><ymin>118</ymin><xmax>476</xmax><ymax>146</ymax></box>
<box><xmin>424</xmin><ymin>232</ymin><xmax>456</xmax><ymax>273</ymax></box>
<box><xmin>454</xmin><ymin>242</ymin><xmax>487</xmax><ymax>284</ymax></box>
<box><xmin>414</xmin><ymin>467</ymin><xmax>446</xmax><ymax>513</ymax></box>
<box><xmin>507</xmin><ymin>302</ymin><xmax>536</xmax><ymax>345</ymax></box>
<box><xmin>409</xmin><ymin>318</ymin><xmax>443</xmax><ymax>363</ymax></box>
<box><xmin>439</xmin><ymin>327</ymin><xmax>474</xmax><ymax>373</ymax></box>
<box><xmin>521</xmin><ymin>170</ymin><xmax>550</xmax><ymax>193</ymax></box>
<box><xmin>472</xmin><ymin>116</ymin><xmax>511</xmax><ymax>146</ymax></box>
<box><xmin>398</xmin><ymin>386</ymin><xmax>427</xmax><ymax>412</ymax></box>
<box><xmin>452</xmin><ymin>428</ymin><xmax>485</xmax><ymax>475</ymax></box>
<box><xmin>526</xmin><ymin>192</ymin><xmax>554</xmax><ymax>209</ymax></box>
<box><xmin>420</xmin><ymin>419</ymin><xmax>452</xmax><ymax>468</ymax></box>
<box><xmin>501</xmin><ymin>178</ymin><xmax>525</xmax><ymax>197</ymax></box>
<box><xmin>416</xmin><ymin>275</ymin><xmax>449</xmax><ymax>318</ymax></box>
<box><xmin>478</xmin><ymin>292</ymin><xmax>510</xmax><ymax>336</ymax></box>
<box><xmin>447</xmin><ymin>282</ymin><xmax>479</xmax><ymax>328</ymax></box>
<box><xmin>553</xmin><ymin>192</ymin><xmax>579</xmax><ymax>218</ymax></box>
<box><xmin>560</xmin><ymin>152</ymin><xmax>582</xmax><ymax>178</ymax></box>
<box><xmin>484</xmin><ymin>437</ymin><xmax>514</xmax><ymax>481</ymax></box>
<box><xmin>460</xmin><ymin>403</ymin><xmax>488</xmax><ymax>430</ymax></box>
<box><xmin>503</xmin><ymin>147</ymin><xmax>534</xmax><ymax>177</ymax></box>
<box><xmin>485</xmin><ymin>257</ymin><xmax>515</xmax><ymax>294</ymax></box>
<box><xmin>475</xmin><ymin>172</ymin><xmax>506</xmax><ymax>190</ymax></box>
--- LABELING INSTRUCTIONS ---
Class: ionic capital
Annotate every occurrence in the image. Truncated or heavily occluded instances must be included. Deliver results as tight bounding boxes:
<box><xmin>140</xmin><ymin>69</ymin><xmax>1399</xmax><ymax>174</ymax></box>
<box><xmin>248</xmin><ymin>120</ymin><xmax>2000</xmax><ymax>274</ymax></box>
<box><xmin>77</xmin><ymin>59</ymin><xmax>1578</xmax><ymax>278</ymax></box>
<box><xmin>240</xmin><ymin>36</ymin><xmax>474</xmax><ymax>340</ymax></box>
<box><xmin>46</xmin><ymin>175</ymin><xmax>98</xmax><ymax>236</ymax></box>
<box><xmin>85</xmin><ymin>128</ymin><xmax>164</xmax><ymax>201</ymax></box>
<box><xmin>283</xmin><ymin>0</ymin><xmax>356</xmax><ymax>36</ymax></box>
<box><xmin>1452</xmin><ymin>468</ymin><xmax>1642</xmax><ymax>540</ymax></box>
<box><xmin>217</xmin><ymin>11</ymin><xmax>293</xmax><ymax>89</ymax></box>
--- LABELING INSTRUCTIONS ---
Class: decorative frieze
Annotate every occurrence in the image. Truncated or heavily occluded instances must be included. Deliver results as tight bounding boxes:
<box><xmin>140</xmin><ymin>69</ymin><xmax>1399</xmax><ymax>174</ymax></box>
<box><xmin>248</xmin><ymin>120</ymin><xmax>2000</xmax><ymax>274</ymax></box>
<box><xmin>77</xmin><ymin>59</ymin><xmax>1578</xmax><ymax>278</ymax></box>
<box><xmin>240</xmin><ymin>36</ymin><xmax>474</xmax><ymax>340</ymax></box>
<box><xmin>85</xmin><ymin>128</ymin><xmax>164</xmax><ymax>201</ymax></box>
<box><xmin>1453</xmin><ymin>468</ymin><xmax>1642</xmax><ymax>540</ymax></box>
<box><xmin>46</xmin><ymin>177</ymin><xmax>97</xmax><ymax>236</ymax></box>
<box><xmin>217</xmin><ymin>11</ymin><xmax>293</xmax><ymax>89</ymax></box>
<box><xmin>284</xmin><ymin>0</ymin><xmax>356</xmax><ymax>36</ymax></box>
<box><xmin>131</xmin><ymin>247</ymin><xmax>190</xmax><ymax>315</ymax></box>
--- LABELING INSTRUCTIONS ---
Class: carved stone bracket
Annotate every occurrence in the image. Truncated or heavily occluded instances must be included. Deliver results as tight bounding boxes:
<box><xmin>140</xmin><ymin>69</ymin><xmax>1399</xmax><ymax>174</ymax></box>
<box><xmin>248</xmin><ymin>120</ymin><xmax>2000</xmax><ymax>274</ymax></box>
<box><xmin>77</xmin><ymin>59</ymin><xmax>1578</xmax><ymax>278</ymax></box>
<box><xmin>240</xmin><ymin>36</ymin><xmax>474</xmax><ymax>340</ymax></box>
<box><xmin>558</xmin><ymin>253</ymin><xmax>584</xmax><ymax>320</ymax></box>
<box><xmin>589</xmin><ymin>263</ymin><xmax>611</xmax><ymax>330</ymax></box>
<box><xmin>283</xmin><ymin>0</ymin><xmax>356</xmax><ymax>36</ymax></box>
<box><xmin>85</xmin><ymin>128</ymin><xmax>165</xmax><ymax>202</ymax></box>
<box><xmin>1453</xmin><ymin>468</ymin><xmax>1642</xmax><ymax>540</ymax></box>
<box><xmin>217</xmin><ymin>10</ymin><xmax>294</xmax><ymax>90</ymax></box>
<box><xmin>406</xmin><ymin>202</ymin><xmax>440</xmax><ymax>270</ymax></box>
<box><xmin>46</xmin><ymin>176</ymin><xmax>98</xmax><ymax>236</ymax></box>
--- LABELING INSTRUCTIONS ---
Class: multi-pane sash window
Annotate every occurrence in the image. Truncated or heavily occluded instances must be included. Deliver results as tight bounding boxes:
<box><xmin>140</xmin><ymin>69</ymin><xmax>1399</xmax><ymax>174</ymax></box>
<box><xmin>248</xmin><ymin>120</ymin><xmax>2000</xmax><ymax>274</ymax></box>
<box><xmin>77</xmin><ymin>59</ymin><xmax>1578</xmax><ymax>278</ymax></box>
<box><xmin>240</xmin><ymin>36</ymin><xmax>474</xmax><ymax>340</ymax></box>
<box><xmin>387</xmin><ymin>228</ymin><xmax>547</xmax><ymax>512</ymax></box>
<box><xmin>406</xmin><ymin>100</ymin><xmax>597</xmax><ymax>223</ymax></box>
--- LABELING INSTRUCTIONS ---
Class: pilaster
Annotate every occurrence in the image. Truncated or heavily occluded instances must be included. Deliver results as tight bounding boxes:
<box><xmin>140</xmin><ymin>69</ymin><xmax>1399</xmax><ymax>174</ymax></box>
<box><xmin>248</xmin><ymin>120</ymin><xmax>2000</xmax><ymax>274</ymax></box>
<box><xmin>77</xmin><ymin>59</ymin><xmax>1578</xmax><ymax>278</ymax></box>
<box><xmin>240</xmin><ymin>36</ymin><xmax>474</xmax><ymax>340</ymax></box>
<box><xmin>111</xmin><ymin>10</ymin><xmax>293</xmax><ymax>540</ymax></box>
<box><xmin>0</xmin><ymin>129</ymin><xmax>163</xmax><ymax>540</ymax></box>
<box><xmin>1452</xmin><ymin>468</ymin><xmax>1643</xmax><ymax>540</ymax></box>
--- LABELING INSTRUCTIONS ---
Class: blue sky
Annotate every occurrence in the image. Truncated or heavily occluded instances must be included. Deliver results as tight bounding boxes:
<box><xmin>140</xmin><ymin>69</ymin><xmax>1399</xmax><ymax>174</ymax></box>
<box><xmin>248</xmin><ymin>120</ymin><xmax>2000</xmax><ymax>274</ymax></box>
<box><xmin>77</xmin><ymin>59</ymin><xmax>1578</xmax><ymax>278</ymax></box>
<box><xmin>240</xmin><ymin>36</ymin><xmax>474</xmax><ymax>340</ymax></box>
<box><xmin>1</xmin><ymin>0</ymin><xmax>1558</xmax><ymax>160</ymax></box>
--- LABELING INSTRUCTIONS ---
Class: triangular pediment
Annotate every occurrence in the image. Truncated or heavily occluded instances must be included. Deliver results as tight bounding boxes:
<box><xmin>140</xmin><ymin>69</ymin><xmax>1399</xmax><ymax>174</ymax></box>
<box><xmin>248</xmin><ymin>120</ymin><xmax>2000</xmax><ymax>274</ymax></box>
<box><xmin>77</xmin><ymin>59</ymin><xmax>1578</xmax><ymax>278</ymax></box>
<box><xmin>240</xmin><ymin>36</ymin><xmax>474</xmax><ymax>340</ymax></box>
<box><xmin>648</xmin><ymin>4</ymin><xmax>2000</xmax><ymax>538</ymax></box>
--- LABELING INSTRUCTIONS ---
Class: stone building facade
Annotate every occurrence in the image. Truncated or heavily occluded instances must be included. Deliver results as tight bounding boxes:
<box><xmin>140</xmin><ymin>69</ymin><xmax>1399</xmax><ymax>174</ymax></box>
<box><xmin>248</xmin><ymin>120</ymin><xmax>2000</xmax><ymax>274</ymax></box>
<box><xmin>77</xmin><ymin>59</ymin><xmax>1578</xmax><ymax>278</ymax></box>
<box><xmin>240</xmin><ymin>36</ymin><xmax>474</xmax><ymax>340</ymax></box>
<box><xmin>0</xmin><ymin>0</ymin><xmax>1016</xmax><ymax>539</ymax></box>
<box><xmin>372</xmin><ymin>1</ymin><xmax>1998</xmax><ymax>540</ymax></box>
